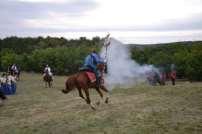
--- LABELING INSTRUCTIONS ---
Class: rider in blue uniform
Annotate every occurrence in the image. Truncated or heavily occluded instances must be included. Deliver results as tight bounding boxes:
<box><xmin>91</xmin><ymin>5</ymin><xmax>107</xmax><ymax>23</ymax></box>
<box><xmin>83</xmin><ymin>49</ymin><xmax>104</xmax><ymax>87</ymax></box>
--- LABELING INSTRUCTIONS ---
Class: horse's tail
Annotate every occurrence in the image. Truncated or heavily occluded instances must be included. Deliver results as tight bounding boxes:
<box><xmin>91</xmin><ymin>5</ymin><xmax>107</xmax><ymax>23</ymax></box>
<box><xmin>62</xmin><ymin>75</ymin><xmax>75</xmax><ymax>94</ymax></box>
<box><xmin>65</xmin><ymin>79</ymin><xmax>69</xmax><ymax>90</ymax></box>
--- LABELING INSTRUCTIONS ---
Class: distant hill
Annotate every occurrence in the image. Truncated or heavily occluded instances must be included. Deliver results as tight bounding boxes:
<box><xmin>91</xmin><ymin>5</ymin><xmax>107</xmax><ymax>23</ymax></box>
<box><xmin>128</xmin><ymin>41</ymin><xmax>202</xmax><ymax>49</ymax></box>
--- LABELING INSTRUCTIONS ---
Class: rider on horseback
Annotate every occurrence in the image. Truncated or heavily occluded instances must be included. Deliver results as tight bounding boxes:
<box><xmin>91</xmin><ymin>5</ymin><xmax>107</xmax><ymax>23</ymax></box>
<box><xmin>43</xmin><ymin>64</ymin><xmax>53</xmax><ymax>77</ymax></box>
<box><xmin>82</xmin><ymin>49</ymin><xmax>104</xmax><ymax>88</ymax></box>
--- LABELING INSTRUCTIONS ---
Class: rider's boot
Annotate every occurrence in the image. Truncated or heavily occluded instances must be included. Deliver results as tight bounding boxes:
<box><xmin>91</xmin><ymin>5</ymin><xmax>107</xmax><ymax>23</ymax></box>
<box><xmin>96</xmin><ymin>77</ymin><xmax>100</xmax><ymax>89</ymax></box>
<box><xmin>95</xmin><ymin>71</ymin><xmax>100</xmax><ymax>89</ymax></box>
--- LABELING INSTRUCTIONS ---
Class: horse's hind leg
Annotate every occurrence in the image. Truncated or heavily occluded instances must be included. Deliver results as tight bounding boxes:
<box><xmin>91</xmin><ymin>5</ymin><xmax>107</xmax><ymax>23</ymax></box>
<box><xmin>77</xmin><ymin>88</ymin><xmax>85</xmax><ymax>100</ymax></box>
<box><xmin>83</xmin><ymin>89</ymin><xmax>96</xmax><ymax>110</ymax></box>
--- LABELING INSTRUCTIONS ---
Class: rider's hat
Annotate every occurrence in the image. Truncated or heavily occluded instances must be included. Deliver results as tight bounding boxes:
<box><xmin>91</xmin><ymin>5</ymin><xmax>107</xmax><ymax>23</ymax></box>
<box><xmin>91</xmin><ymin>48</ymin><xmax>97</xmax><ymax>53</ymax></box>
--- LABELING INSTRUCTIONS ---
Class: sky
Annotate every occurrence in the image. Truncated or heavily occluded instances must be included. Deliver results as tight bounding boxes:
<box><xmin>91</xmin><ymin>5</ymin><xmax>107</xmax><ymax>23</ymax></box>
<box><xmin>1</xmin><ymin>0</ymin><xmax>202</xmax><ymax>44</ymax></box>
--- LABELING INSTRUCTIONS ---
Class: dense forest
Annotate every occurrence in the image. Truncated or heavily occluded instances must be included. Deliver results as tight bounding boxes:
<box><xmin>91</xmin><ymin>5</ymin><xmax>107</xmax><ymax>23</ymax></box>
<box><xmin>0</xmin><ymin>36</ymin><xmax>202</xmax><ymax>81</ymax></box>
<box><xmin>0</xmin><ymin>36</ymin><xmax>102</xmax><ymax>74</ymax></box>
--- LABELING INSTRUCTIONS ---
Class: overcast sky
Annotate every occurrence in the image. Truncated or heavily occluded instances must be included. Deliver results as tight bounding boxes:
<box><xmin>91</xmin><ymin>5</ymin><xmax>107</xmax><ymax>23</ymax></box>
<box><xmin>1</xmin><ymin>0</ymin><xmax>202</xmax><ymax>44</ymax></box>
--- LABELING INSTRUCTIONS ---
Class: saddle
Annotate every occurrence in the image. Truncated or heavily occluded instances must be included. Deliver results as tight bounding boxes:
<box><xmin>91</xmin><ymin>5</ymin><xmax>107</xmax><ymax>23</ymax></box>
<box><xmin>79</xmin><ymin>66</ymin><xmax>104</xmax><ymax>85</ymax></box>
<box><xmin>85</xmin><ymin>71</ymin><xmax>96</xmax><ymax>83</ymax></box>
<box><xmin>79</xmin><ymin>67</ymin><xmax>96</xmax><ymax>83</ymax></box>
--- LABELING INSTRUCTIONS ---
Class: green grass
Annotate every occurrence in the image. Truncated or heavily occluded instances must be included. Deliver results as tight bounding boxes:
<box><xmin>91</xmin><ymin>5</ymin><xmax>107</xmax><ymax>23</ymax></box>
<box><xmin>0</xmin><ymin>73</ymin><xmax>202</xmax><ymax>134</ymax></box>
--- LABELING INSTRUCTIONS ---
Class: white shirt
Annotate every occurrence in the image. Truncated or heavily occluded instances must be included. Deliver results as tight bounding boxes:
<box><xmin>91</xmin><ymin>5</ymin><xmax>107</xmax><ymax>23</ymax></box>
<box><xmin>44</xmin><ymin>67</ymin><xmax>51</xmax><ymax>73</ymax></box>
<box><xmin>0</xmin><ymin>77</ymin><xmax>7</xmax><ymax>84</ymax></box>
<box><xmin>7</xmin><ymin>75</ymin><xmax>16</xmax><ymax>85</ymax></box>
<box><xmin>44</xmin><ymin>67</ymin><xmax>53</xmax><ymax>76</ymax></box>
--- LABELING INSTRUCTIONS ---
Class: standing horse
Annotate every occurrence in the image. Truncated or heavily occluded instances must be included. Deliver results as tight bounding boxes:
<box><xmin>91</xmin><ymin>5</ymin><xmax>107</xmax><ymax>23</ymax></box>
<box><xmin>62</xmin><ymin>63</ymin><xmax>110</xmax><ymax>110</ymax></box>
<box><xmin>43</xmin><ymin>71</ymin><xmax>53</xmax><ymax>88</ymax></box>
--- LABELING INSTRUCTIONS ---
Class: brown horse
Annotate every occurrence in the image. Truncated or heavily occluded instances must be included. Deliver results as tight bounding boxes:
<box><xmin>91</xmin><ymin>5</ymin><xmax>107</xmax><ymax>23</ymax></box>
<box><xmin>43</xmin><ymin>71</ymin><xmax>53</xmax><ymax>88</ymax></box>
<box><xmin>62</xmin><ymin>63</ymin><xmax>110</xmax><ymax>110</ymax></box>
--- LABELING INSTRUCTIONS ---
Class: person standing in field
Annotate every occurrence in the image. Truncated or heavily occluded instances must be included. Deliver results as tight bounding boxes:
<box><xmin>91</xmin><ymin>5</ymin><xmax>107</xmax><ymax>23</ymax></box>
<box><xmin>170</xmin><ymin>64</ymin><xmax>176</xmax><ymax>85</ymax></box>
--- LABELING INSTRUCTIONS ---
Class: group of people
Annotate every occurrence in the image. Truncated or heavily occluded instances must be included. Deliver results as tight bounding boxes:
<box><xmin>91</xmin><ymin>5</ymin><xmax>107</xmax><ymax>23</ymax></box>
<box><xmin>8</xmin><ymin>64</ymin><xmax>20</xmax><ymax>80</ymax></box>
<box><xmin>0</xmin><ymin>70</ymin><xmax>18</xmax><ymax>104</ymax></box>
<box><xmin>146</xmin><ymin>65</ymin><xmax>177</xmax><ymax>86</ymax></box>
<box><xmin>146</xmin><ymin>69</ymin><xmax>165</xmax><ymax>86</ymax></box>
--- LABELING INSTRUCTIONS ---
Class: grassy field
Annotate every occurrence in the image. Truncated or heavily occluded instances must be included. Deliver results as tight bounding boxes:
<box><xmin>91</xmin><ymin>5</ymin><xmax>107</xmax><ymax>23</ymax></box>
<box><xmin>0</xmin><ymin>73</ymin><xmax>202</xmax><ymax>134</ymax></box>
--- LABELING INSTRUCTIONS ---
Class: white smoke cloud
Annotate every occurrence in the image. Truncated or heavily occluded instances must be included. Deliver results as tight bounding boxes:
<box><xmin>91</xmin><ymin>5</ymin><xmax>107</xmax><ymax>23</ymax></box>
<box><xmin>100</xmin><ymin>38</ymin><xmax>157</xmax><ymax>90</ymax></box>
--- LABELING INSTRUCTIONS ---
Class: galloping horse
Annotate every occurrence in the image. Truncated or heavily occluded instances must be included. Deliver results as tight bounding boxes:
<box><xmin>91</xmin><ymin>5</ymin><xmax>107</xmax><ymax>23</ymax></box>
<box><xmin>43</xmin><ymin>70</ymin><xmax>53</xmax><ymax>88</ymax></box>
<box><xmin>62</xmin><ymin>63</ymin><xmax>110</xmax><ymax>110</ymax></box>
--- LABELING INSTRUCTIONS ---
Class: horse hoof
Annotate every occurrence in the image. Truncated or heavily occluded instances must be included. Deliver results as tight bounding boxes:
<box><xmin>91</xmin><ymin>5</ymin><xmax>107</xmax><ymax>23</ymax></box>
<box><xmin>90</xmin><ymin>104</ymin><xmax>96</xmax><ymax>110</ymax></box>
<box><xmin>105</xmin><ymin>97</ymin><xmax>109</xmax><ymax>104</ymax></box>
<box><xmin>62</xmin><ymin>89</ymin><xmax>68</xmax><ymax>94</ymax></box>
<box><xmin>91</xmin><ymin>106</ymin><xmax>96</xmax><ymax>110</ymax></box>
<box><xmin>96</xmin><ymin>101</ymin><xmax>101</xmax><ymax>106</ymax></box>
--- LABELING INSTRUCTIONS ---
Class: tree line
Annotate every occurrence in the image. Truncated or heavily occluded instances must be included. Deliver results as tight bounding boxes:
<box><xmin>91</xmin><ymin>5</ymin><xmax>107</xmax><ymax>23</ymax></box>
<box><xmin>1</xmin><ymin>36</ymin><xmax>202</xmax><ymax>81</ymax></box>
<box><xmin>0</xmin><ymin>36</ymin><xmax>102</xmax><ymax>74</ymax></box>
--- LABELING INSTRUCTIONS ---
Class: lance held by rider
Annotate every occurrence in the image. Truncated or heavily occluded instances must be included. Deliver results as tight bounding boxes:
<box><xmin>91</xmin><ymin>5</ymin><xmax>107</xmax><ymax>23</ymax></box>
<box><xmin>103</xmin><ymin>34</ymin><xmax>111</xmax><ymax>73</ymax></box>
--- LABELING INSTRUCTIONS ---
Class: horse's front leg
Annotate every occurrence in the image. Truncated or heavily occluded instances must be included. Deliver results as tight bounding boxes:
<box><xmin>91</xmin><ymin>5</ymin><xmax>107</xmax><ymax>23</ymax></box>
<box><xmin>49</xmin><ymin>81</ymin><xmax>52</xmax><ymax>88</ymax></box>
<box><xmin>45</xmin><ymin>82</ymin><xmax>47</xmax><ymax>88</ymax></box>
<box><xmin>83</xmin><ymin>88</ymin><xmax>96</xmax><ymax>110</ymax></box>
<box><xmin>48</xmin><ymin>82</ymin><xmax>51</xmax><ymax>88</ymax></box>
<box><xmin>100</xmin><ymin>85</ymin><xmax>110</xmax><ymax>104</ymax></box>
<box><xmin>50</xmin><ymin>77</ymin><xmax>53</xmax><ymax>88</ymax></box>
<box><xmin>95</xmin><ymin>87</ymin><xmax>104</xmax><ymax>105</ymax></box>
